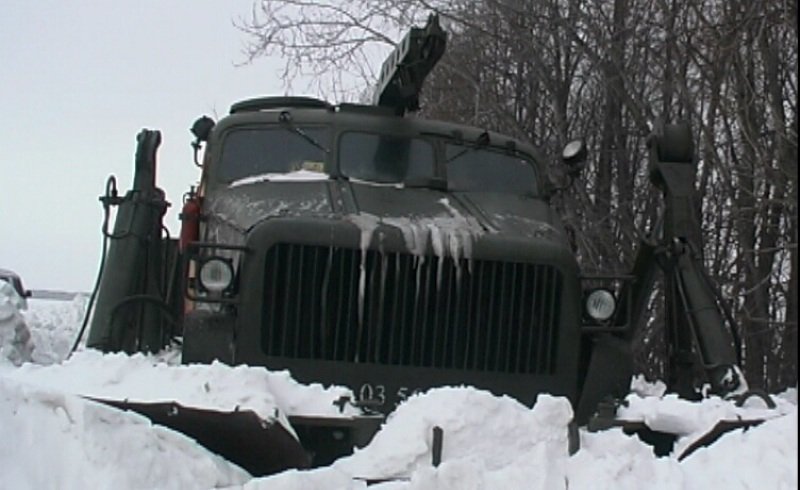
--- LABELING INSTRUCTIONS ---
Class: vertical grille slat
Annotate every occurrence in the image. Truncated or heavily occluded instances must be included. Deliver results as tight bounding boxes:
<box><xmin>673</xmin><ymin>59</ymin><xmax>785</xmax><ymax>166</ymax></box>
<box><xmin>503</xmin><ymin>263</ymin><xmax>518</xmax><ymax>373</ymax></box>
<box><xmin>483</xmin><ymin>263</ymin><xmax>498</xmax><ymax>371</ymax></box>
<box><xmin>373</xmin><ymin>253</ymin><xmax>388</xmax><ymax>363</ymax></box>
<box><xmin>419</xmin><ymin>258</ymin><xmax>433</xmax><ymax>367</ymax></box>
<box><xmin>431</xmin><ymin>259</ymin><xmax>443</xmax><ymax>368</ymax></box>
<box><xmin>514</xmin><ymin>265</ymin><xmax>529</xmax><ymax>373</ymax></box>
<box><xmin>279</xmin><ymin>245</ymin><xmax>294</xmax><ymax>356</ymax></box>
<box><xmin>525</xmin><ymin>265</ymin><xmax>541</xmax><ymax>373</ymax></box>
<box><xmin>442</xmin><ymin>264</ymin><xmax>455</xmax><ymax>369</ymax></box>
<box><xmin>450</xmin><ymin>266</ymin><xmax>463</xmax><ymax>369</ymax></box>
<box><xmin>262</xmin><ymin>244</ymin><xmax>562</xmax><ymax>375</ymax></box>
<box><xmin>318</xmin><ymin>247</ymin><xmax>333</xmax><ymax>359</ymax></box>
<box><xmin>345</xmin><ymin>249</ymin><xmax>360</xmax><ymax>362</ymax></box>
<box><xmin>543</xmin><ymin>270</ymin><xmax>562</xmax><ymax>373</ymax></box>
<box><xmin>472</xmin><ymin>261</ymin><xmax>485</xmax><ymax>371</ymax></box>
<box><xmin>464</xmin><ymin>262</ymin><xmax>477</xmax><ymax>370</ymax></box>
<box><xmin>398</xmin><ymin>255</ymin><xmax>412</xmax><ymax>364</ymax></box>
<box><xmin>265</xmin><ymin>244</ymin><xmax>280</xmax><ymax>355</ymax></box>
<box><xmin>292</xmin><ymin>245</ymin><xmax>305</xmax><ymax>357</ymax></box>
<box><xmin>534</xmin><ymin>266</ymin><xmax>550</xmax><ymax>373</ymax></box>
<box><xmin>331</xmin><ymin>250</ymin><xmax>346</xmax><ymax>360</ymax></box>
<box><xmin>307</xmin><ymin>246</ymin><xmax>316</xmax><ymax>356</ymax></box>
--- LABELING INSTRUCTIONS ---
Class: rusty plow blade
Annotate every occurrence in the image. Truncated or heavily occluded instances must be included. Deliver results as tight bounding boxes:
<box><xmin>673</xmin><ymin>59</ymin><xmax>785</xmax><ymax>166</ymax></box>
<box><xmin>676</xmin><ymin>418</ymin><xmax>768</xmax><ymax>461</ymax></box>
<box><xmin>677</xmin><ymin>390</ymin><xmax>779</xmax><ymax>461</ymax></box>
<box><xmin>89</xmin><ymin>398</ymin><xmax>310</xmax><ymax>477</ymax></box>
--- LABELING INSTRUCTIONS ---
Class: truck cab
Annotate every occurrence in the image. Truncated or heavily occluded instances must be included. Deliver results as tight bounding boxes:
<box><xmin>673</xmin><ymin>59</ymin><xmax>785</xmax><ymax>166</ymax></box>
<box><xmin>182</xmin><ymin>96</ymin><xmax>585</xmax><ymax>412</ymax></box>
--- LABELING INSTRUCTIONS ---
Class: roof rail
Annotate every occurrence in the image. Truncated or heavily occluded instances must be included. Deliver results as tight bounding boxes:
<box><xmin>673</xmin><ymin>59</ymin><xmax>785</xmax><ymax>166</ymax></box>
<box><xmin>230</xmin><ymin>96</ymin><xmax>331</xmax><ymax>114</ymax></box>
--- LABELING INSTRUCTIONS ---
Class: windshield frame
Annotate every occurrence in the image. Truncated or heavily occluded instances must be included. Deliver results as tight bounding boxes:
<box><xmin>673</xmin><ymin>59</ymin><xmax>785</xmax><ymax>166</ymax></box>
<box><xmin>206</xmin><ymin>117</ymin><xmax>543</xmax><ymax>198</ymax></box>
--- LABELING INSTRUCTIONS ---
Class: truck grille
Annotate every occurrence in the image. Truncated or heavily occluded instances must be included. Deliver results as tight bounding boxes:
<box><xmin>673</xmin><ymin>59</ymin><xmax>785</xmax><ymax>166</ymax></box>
<box><xmin>262</xmin><ymin>244</ymin><xmax>562</xmax><ymax>374</ymax></box>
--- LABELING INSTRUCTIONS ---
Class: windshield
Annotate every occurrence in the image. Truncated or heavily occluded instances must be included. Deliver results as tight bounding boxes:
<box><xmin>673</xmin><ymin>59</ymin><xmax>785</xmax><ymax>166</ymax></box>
<box><xmin>339</xmin><ymin>132</ymin><xmax>436</xmax><ymax>184</ymax></box>
<box><xmin>446</xmin><ymin>144</ymin><xmax>538</xmax><ymax>195</ymax></box>
<box><xmin>218</xmin><ymin>127</ymin><xmax>329</xmax><ymax>183</ymax></box>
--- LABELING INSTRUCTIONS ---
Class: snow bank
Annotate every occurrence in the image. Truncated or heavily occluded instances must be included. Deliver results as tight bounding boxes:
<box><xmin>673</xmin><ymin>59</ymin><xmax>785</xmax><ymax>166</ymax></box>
<box><xmin>340</xmin><ymin>389</ymin><xmax>572</xmax><ymax>484</ymax></box>
<box><xmin>568</xmin><ymin>402</ymin><xmax>798</xmax><ymax>490</ymax></box>
<box><xmin>22</xmin><ymin>296</ymin><xmax>88</xmax><ymax>364</ymax></box>
<box><xmin>680</xmin><ymin>409</ymin><xmax>798</xmax><ymax>489</ymax></box>
<box><xmin>620</xmin><ymin>376</ymin><xmax>796</xmax><ymax>457</ymax></box>
<box><xmin>0</xmin><ymin>377</ymin><xmax>249</xmax><ymax>489</ymax></box>
<box><xmin>353</xmin><ymin>390</ymin><xmax>573</xmax><ymax>489</ymax></box>
<box><xmin>238</xmin><ymin>389</ymin><xmax>575</xmax><ymax>490</ymax></box>
<box><xmin>238</xmin><ymin>389</ymin><xmax>797</xmax><ymax>490</ymax></box>
<box><xmin>0</xmin><ymin>298</ymin><xmax>360</xmax><ymax>489</ymax></box>
<box><xmin>2</xmin><ymin>349</ymin><xmax>360</xmax><ymax>440</ymax></box>
<box><xmin>1</xmin><ymin>296</ymin><xmax>797</xmax><ymax>490</ymax></box>
<box><xmin>0</xmin><ymin>281</ymin><xmax>34</xmax><ymax>366</ymax></box>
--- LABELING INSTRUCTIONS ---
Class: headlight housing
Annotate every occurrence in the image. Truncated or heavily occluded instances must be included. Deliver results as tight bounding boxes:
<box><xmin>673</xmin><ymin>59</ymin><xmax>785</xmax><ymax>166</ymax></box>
<box><xmin>584</xmin><ymin>288</ymin><xmax>616</xmax><ymax>322</ymax></box>
<box><xmin>198</xmin><ymin>257</ymin><xmax>235</xmax><ymax>293</ymax></box>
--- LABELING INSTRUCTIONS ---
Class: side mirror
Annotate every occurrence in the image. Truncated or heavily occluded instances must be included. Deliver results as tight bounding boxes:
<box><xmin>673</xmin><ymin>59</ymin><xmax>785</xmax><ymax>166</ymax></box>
<box><xmin>190</xmin><ymin>116</ymin><xmax>216</xmax><ymax>167</ymax></box>
<box><xmin>544</xmin><ymin>139</ymin><xmax>588</xmax><ymax>201</ymax></box>
<box><xmin>561</xmin><ymin>139</ymin><xmax>587</xmax><ymax>177</ymax></box>
<box><xmin>191</xmin><ymin>116</ymin><xmax>215</xmax><ymax>143</ymax></box>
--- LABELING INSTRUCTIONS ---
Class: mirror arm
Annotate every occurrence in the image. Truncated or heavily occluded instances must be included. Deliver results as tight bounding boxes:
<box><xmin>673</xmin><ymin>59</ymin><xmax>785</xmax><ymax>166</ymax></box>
<box><xmin>192</xmin><ymin>140</ymin><xmax>204</xmax><ymax>168</ymax></box>
<box><xmin>543</xmin><ymin>174</ymin><xmax>576</xmax><ymax>201</ymax></box>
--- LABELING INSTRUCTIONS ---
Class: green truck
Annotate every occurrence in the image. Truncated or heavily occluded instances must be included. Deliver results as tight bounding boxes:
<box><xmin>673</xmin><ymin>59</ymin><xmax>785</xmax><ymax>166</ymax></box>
<box><xmin>82</xmin><ymin>15</ymin><xmax>755</xmax><ymax>476</ymax></box>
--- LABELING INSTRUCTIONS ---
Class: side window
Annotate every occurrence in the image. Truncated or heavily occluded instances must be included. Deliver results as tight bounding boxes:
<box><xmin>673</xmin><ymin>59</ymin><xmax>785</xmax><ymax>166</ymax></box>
<box><xmin>217</xmin><ymin>127</ymin><xmax>329</xmax><ymax>183</ymax></box>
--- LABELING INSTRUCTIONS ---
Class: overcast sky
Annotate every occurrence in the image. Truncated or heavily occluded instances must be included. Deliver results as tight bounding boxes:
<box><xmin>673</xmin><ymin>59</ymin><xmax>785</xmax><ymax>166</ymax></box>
<box><xmin>0</xmin><ymin>1</ymin><xmax>330</xmax><ymax>291</ymax></box>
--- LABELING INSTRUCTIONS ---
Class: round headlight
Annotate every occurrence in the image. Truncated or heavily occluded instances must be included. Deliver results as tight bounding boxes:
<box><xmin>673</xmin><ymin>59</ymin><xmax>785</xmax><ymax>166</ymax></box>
<box><xmin>198</xmin><ymin>258</ymin><xmax>234</xmax><ymax>293</ymax></box>
<box><xmin>585</xmin><ymin>289</ymin><xmax>616</xmax><ymax>322</ymax></box>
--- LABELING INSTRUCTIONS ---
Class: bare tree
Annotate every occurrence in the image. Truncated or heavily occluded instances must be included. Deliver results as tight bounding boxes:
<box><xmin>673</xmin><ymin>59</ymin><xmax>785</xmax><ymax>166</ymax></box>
<box><xmin>238</xmin><ymin>0</ymin><xmax>798</xmax><ymax>390</ymax></box>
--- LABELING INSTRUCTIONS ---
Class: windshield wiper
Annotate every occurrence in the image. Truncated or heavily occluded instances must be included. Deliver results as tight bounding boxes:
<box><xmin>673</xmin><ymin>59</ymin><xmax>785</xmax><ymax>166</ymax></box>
<box><xmin>445</xmin><ymin>131</ymin><xmax>490</xmax><ymax>163</ymax></box>
<box><xmin>278</xmin><ymin>110</ymin><xmax>330</xmax><ymax>154</ymax></box>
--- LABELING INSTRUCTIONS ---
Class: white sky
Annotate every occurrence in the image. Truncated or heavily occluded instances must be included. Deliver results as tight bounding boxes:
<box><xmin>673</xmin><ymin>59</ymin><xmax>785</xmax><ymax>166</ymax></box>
<box><xmin>0</xmin><ymin>1</ymin><xmax>329</xmax><ymax>291</ymax></box>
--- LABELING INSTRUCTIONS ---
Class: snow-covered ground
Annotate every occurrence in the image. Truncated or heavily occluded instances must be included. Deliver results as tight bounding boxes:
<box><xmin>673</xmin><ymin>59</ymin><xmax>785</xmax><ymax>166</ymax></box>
<box><xmin>1</xmin><ymin>294</ymin><xmax>797</xmax><ymax>489</ymax></box>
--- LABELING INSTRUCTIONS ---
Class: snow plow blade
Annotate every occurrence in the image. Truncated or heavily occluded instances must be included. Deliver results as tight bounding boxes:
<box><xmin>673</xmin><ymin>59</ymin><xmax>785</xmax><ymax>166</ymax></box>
<box><xmin>590</xmin><ymin>416</ymin><xmax>773</xmax><ymax>460</ymax></box>
<box><xmin>90</xmin><ymin>398</ymin><xmax>310</xmax><ymax>476</ymax></box>
<box><xmin>677</xmin><ymin>418</ymin><xmax>767</xmax><ymax>461</ymax></box>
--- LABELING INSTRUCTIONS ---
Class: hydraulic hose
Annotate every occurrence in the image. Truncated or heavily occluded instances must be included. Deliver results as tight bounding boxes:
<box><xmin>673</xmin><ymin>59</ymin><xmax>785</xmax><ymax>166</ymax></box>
<box><xmin>69</xmin><ymin>175</ymin><xmax>120</xmax><ymax>356</ymax></box>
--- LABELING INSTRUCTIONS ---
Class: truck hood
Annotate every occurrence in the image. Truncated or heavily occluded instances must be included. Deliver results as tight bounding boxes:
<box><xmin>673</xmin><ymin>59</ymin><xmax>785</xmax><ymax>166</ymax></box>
<box><xmin>205</xmin><ymin>180</ymin><xmax>566</xmax><ymax>250</ymax></box>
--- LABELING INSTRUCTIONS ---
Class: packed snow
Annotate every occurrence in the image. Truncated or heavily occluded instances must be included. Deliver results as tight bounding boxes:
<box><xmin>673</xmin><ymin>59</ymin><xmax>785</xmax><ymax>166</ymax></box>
<box><xmin>229</xmin><ymin>170</ymin><xmax>329</xmax><ymax>187</ymax></box>
<box><xmin>0</xmin><ymin>290</ymin><xmax>796</xmax><ymax>489</ymax></box>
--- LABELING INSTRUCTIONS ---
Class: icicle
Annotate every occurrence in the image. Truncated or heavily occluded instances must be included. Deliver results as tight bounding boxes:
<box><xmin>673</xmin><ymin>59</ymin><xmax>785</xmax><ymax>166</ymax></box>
<box><xmin>448</xmin><ymin>230</ymin><xmax>462</xmax><ymax>263</ymax></box>
<box><xmin>348</xmin><ymin>206</ymin><xmax>486</xmax><ymax>308</ymax></box>
<box><xmin>345</xmin><ymin>213</ymin><xmax>380</xmax><ymax>362</ymax></box>
<box><xmin>414</xmin><ymin>254</ymin><xmax>425</xmax><ymax>271</ymax></box>
<box><xmin>411</xmin><ymin>222</ymin><xmax>429</xmax><ymax>256</ymax></box>
<box><xmin>429</xmin><ymin>225</ymin><xmax>445</xmax><ymax>257</ymax></box>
